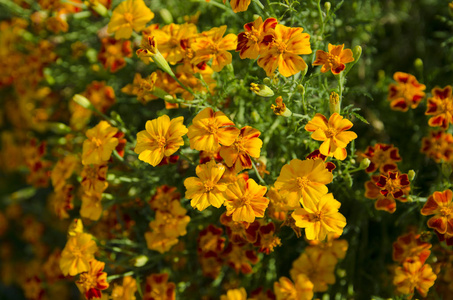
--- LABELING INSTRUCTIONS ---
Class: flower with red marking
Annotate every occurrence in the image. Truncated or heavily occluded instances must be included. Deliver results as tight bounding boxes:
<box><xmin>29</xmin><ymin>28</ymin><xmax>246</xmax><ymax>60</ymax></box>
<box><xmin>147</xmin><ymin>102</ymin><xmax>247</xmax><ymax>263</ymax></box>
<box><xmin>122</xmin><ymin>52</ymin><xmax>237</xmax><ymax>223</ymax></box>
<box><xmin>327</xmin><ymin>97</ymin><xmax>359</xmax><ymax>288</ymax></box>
<box><xmin>364</xmin><ymin>175</ymin><xmax>404</xmax><ymax>213</ymax></box>
<box><xmin>388</xmin><ymin>72</ymin><xmax>426</xmax><ymax>111</ymax></box>
<box><xmin>76</xmin><ymin>259</ymin><xmax>109</xmax><ymax>300</ymax></box>
<box><xmin>375</xmin><ymin>171</ymin><xmax>411</xmax><ymax>200</ymax></box>
<box><xmin>305</xmin><ymin>113</ymin><xmax>357</xmax><ymax>160</ymax></box>
<box><xmin>236</xmin><ymin>17</ymin><xmax>277</xmax><ymax>59</ymax></box>
<box><xmin>143</xmin><ymin>273</ymin><xmax>175</xmax><ymax>300</ymax></box>
<box><xmin>421</xmin><ymin>130</ymin><xmax>453</xmax><ymax>163</ymax></box>
<box><xmin>313</xmin><ymin>43</ymin><xmax>354</xmax><ymax>75</ymax></box>
<box><xmin>421</xmin><ymin>189</ymin><xmax>453</xmax><ymax>235</ymax></box>
<box><xmin>392</xmin><ymin>232</ymin><xmax>432</xmax><ymax>264</ymax></box>
<box><xmin>97</xmin><ymin>37</ymin><xmax>132</xmax><ymax>73</ymax></box>
<box><xmin>361</xmin><ymin>143</ymin><xmax>402</xmax><ymax>174</ymax></box>
<box><xmin>222</xmin><ymin>243</ymin><xmax>259</xmax><ymax>274</ymax></box>
<box><xmin>425</xmin><ymin>85</ymin><xmax>453</xmax><ymax>130</ymax></box>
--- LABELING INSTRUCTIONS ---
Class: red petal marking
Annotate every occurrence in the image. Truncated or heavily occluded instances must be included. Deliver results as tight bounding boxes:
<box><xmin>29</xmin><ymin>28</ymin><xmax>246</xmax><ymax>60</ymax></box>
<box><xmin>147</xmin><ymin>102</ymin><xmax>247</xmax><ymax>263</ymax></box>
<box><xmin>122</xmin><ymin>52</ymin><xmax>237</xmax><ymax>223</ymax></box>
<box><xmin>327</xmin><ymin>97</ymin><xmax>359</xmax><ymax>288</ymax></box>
<box><xmin>263</xmin><ymin>18</ymin><xmax>278</xmax><ymax>31</ymax></box>
<box><xmin>399</xmin><ymin>174</ymin><xmax>410</xmax><ymax>186</ymax></box>
<box><xmin>392</xmin><ymin>190</ymin><xmax>403</xmax><ymax>199</ymax></box>
<box><xmin>244</xmin><ymin>22</ymin><xmax>254</xmax><ymax>31</ymax></box>
<box><xmin>376</xmin><ymin>176</ymin><xmax>387</xmax><ymax>188</ymax></box>
<box><xmin>433</xmin><ymin>86</ymin><xmax>452</xmax><ymax>99</ymax></box>
<box><xmin>391</xmin><ymin>99</ymin><xmax>408</xmax><ymax>110</ymax></box>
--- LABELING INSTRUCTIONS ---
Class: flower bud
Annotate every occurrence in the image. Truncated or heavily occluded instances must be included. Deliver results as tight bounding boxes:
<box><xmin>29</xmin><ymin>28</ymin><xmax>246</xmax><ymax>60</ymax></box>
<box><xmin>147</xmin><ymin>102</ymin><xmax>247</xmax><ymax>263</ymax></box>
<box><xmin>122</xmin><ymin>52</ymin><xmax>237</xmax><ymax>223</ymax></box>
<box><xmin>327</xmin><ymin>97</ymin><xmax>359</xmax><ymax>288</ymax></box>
<box><xmin>271</xmin><ymin>96</ymin><xmax>292</xmax><ymax>117</ymax></box>
<box><xmin>414</xmin><ymin>58</ymin><xmax>423</xmax><ymax>73</ymax></box>
<box><xmin>250</xmin><ymin>83</ymin><xmax>274</xmax><ymax>97</ymax></box>
<box><xmin>297</xmin><ymin>84</ymin><xmax>305</xmax><ymax>95</ymax></box>
<box><xmin>324</xmin><ymin>2</ymin><xmax>331</xmax><ymax>12</ymax></box>
<box><xmin>353</xmin><ymin>45</ymin><xmax>362</xmax><ymax>62</ymax></box>
<box><xmin>263</xmin><ymin>77</ymin><xmax>271</xmax><ymax>85</ymax></box>
<box><xmin>73</xmin><ymin>94</ymin><xmax>93</xmax><ymax>109</ymax></box>
<box><xmin>159</xmin><ymin>8</ymin><xmax>173</xmax><ymax>24</ymax></box>
<box><xmin>132</xmin><ymin>255</ymin><xmax>149</xmax><ymax>267</ymax></box>
<box><xmin>408</xmin><ymin>170</ymin><xmax>416</xmax><ymax>181</ymax></box>
<box><xmin>360</xmin><ymin>158</ymin><xmax>370</xmax><ymax>169</ymax></box>
<box><xmin>329</xmin><ymin>91</ymin><xmax>340</xmax><ymax>114</ymax></box>
<box><xmin>48</xmin><ymin>122</ymin><xmax>71</xmax><ymax>134</ymax></box>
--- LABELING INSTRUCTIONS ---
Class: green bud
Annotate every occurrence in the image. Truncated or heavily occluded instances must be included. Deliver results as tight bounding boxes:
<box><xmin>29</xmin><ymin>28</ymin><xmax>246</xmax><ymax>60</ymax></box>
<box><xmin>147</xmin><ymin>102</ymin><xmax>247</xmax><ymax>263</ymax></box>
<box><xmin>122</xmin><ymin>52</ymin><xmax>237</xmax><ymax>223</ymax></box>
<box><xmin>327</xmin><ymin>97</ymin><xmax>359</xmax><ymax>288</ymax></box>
<box><xmin>159</xmin><ymin>8</ymin><xmax>173</xmax><ymax>24</ymax></box>
<box><xmin>48</xmin><ymin>122</ymin><xmax>71</xmax><ymax>134</ymax></box>
<box><xmin>73</xmin><ymin>94</ymin><xmax>93</xmax><ymax>109</ymax></box>
<box><xmin>297</xmin><ymin>84</ymin><xmax>305</xmax><ymax>95</ymax></box>
<box><xmin>414</xmin><ymin>58</ymin><xmax>423</xmax><ymax>73</ymax></box>
<box><xmin>250</xmin><ymin>83</ymin><xmax>274</xmax><ymax>97</ymax></box>
<box><xmin>408</xmin><ymin>170</ymin><xmax>416</xmax><ymax>181</ymax></box>
<box><xmin>353</xmin><ymin>45</ymin><xmax>362</xmax><ymax>62</ymax></box>
<box><xmin>324</xmin><ymin>2</ymin><xmax>331</xmax><ymax>12</ymax></box>
<box><xmin>263</xmin><ymin>77</ymin><xmax>271</xmax><ymax>85</ymax></box>
<box><xmin>359</xmin><ymin>158</ymin><xmax>370</xmax><ymax>170</ymax></box>
<box><xmin>132</xmin><ymin>255</ymin><xmax>148</xmax><ymax>267</ymax></box>
<box><xmin>164</xmin><ymin>94</ymin><xmax>175</xmax><ymax>102</ymax></box>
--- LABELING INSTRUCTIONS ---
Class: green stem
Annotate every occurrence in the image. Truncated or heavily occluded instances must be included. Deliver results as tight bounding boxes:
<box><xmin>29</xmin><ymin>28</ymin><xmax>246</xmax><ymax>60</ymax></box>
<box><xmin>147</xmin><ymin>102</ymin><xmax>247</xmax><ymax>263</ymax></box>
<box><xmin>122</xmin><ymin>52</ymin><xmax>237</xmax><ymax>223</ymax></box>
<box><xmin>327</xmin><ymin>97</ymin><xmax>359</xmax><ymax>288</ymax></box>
<box><xmin>316</xmin><ymin>0</ymin><xmax>325</xmax><ymax>40</ymax></box>
<box><xmin>252</xmin><ymin>160</ymin><xmax>267</xmax><ymax>186</ymax></box>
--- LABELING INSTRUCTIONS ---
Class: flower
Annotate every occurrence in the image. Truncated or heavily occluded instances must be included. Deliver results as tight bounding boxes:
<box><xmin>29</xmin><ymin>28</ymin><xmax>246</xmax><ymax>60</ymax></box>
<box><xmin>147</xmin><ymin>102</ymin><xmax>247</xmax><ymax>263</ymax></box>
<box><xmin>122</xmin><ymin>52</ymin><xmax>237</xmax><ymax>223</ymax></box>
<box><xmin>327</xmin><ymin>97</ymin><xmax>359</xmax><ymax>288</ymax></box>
<box><xmin>421</xmin><ymin>189</ymin><xmax>453</xmax><ymax>235</ymax></box>
<box><xmin>292</xmin><ymin>193</ymin><xmax>347</xmax><ymax>241</ymax></box>
<box><xmin>220</xmin><ymin>288</ymin><xmax>247</xmax><ymax>300</ymax></box>
<box><xmin>274</xmin><ymin>275</ymin><xmax>314</xmax><ymax>300</ymax></box>
<box><xmin>365</xmin><ymin>175</ymin><xmax>401</xmax><ymax>213</ymax></box>
<box><xmin>219</xmin><ymin>126</ymin><xmax>263</xmax><ymax>173</ymax></box>
<box><xmin>191</xmin><ymin>25</ymin><xmax>237</xmax><ymax>72</ymax></box>
<box><xmin>111</xmin><ymin>276</ymin><xmax>137</xmax><ymax>300</ymax></box>
<box><xmin>375</xmin><ymin>171</ymin><xmax>411</xmax><ymax>200</ymax></box>
<box><xmin>361</xmin><ymin>143</ymin><xmax>402</xmax><ymax>173</ymax></box>
<box><xmin>184</xmin><ymin>160</ymin><xmax>227</xmax><ymax>211</ymax></box>
<box><xmin>388</xmin><ymin>72</ymin><xmax>426</xmax><ymax>111</ymax></box>
<box><xmin>149</xmin><ymin>185</ymin><xmax>182</xmax><ymax>213</ymax></box>
<box><xmin>134</xmin><ymin>115</ymin><xmax>188</xmax><ymax>167</ymax></box>
<box><xmin>304</xmin><ymin>113</ymin><xmax>357</xmax><ymax>160</ymax></box>
<box><xmin>227</xmin><ymin>0</ymin><xmax>251</xmax><ymax>13</ymax></box>
<box><xmin>258</xmin><ymin>24</ymin><xmax>312</xmax><ymax>77</ymax></box>
<box><xmin>393</xmin><ymin>261</ymin><xmax>436</xmax><ymax>298</ymax></box>
<box><xmin>421</xmin><ymin>130</ymin><xmax>453</xmax><ymax>163</ymax></box>
<box><xmin>236</xmin><ymin>17</ymin><xmax>277</xmax><ymax>59</ymax></box>
<box><xmin>312</xmin><ymin>43</ymin><xmax>354</xmax><ymax>75</ymax></box>
<box><xmin>425</xmin><ymin>85</ymin><xmax>453</xmax><ymax>130</ymax></box>
<box><xmin>143</xmin><ymin>273</ymin><xmax>175</xmax><ymax>300</ymax></box>
<box><xmin>392</xmin><ymin>232</ymin><xmax>432</xmax><ymax>264</ymax></box>
<box><xmin>187</xmin><ymin>107</ymin><xmax>240</xmax><ymax>152</ymax></box>
<box><xmin>82</xmin><ymin>121</ymin><xmax>119</xmax><ymax>165</ymax></box>
<box><xmin>250</xmin><ymin>82</ymin><xmax>274</xmax><ymax>97</ymax></box>
<box><xmin>222</xmin><ymin>243</ymin><xmax>259</xmax><ymax>274</ymax></box>
<box><xmin>97</xmin><ymin>37</ymin><xmax>132</xmax><ymax>73</ymax></box>
<box><xmin>76</xmin><ymin>259</ymin><xmax>109</xmax><ymax>300</ymax></box>
<box><xmin>107</xmin><ymin>0</ymin><xmax>154</xmax><ymax>40</ymax></box>
<box><xmin>224</xmin><ymin>178</ymin><xmax>269</xmax><ymax>223</ymax></box>
<box><xmin>59</xmin><ymin>232</ymin><xmax>98</xmax><ymax>276</ymax></box>
<box><xmin>80</xmin><ymin>192</ymin><xmax>103</xmax><ymax>221</ymax></box>
<box><xmin>274</xmin><ymin>158</ymin><xmax>333</xmax><ymax>208</ymax></box>
<box><xmin>271</xmin><ymin>96</ymin><xmax>292</xmax><ymax>117</ymax></box>
<box><xmin>50</xmin><ymin>154</ymin><xmax>78</xmax><ymax>191</ymax></box>
<box><xmin>81</xmin><ymin>164</ymin><xmax>108</xmax><ymax>195</ymax></box>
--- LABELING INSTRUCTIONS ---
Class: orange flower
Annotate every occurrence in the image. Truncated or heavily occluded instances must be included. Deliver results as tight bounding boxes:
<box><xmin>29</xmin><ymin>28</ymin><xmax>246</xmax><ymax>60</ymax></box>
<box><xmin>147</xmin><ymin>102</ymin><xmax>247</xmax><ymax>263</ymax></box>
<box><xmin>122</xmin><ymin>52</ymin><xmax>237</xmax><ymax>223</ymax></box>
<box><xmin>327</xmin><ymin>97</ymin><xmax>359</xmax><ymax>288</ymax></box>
<box><xmin>313</xmin><ymin>43</ymin><xmax>354</xmax><ymax>75</ymax></box>
<box><xmin>392</xmin><ymin>232</ymin><xmax>432</xmax><ymax>264</ymax></box>
<box><xmin>393</xmin><ymin>261</ymin><xmax>436</xmax><ymax>298</ymax></box>
<box><xmin>361</xmin><ymin>143</ymin><xmax>401</xmax><ymax>173</ymax></box>
<box><xmin>364</xmin><ymin>175</ymin><xmax>400</xmax><ymax>213</ymax></box>
<box><xmin>149</xmin><ymin>185</ymin><xmax>182</xmax><ymax>213</ymax></box>
<box><xmin>50</xmin><ymin>154</ymin><xmax>78</xmax><ymax>192</ymax></box>
<box><xmin>107</xmin><ymin>0</ymin><xmax>154</xmax><ymax>39</ymax></box>
<box><xmin>258</xmin><ymin>24</ymin><xmax>311</xmax><ymax>77</ymax></box>
<box><xmin>271</xmin><ymin>96</ymin><xmax>292</xmax><ymax>117</ymax></box>
<box><xmin>236</xmin><ymin>17</ymin><xmax>277</xmax><ymax>59</ymax></box>
<box><xmin>80</xmin><ymin>192</ymin><xmax>103</xmax><ymax>221</ymax></box>
<box><xmin>59</xmin><ymin>232</ymin><xmax>98</xmax><ymax>276</ymax></box>
<box><xmin>220</xmin><ymin>288</ymin><xmax>247</xmax><ymax>300</ymax></box>
<box><xmin>134</xmin><ymin>115</ymin><xmax>188</xmax><ymax>167</ymax></box>
<box><xmin>81</xmin><ymin>164</ymin><xmax>108</xmax><ymax>195</ymax></box>
<box><xmin>223</xmin><ymin>243</ymin><xmax>259</xmax><ymax>274</ymax></box>
<box><xmin>121</xmin><ymin>73</ymin><xmax>157</xmax><ymax>103</ymax></box>
<box><xmin>184</xmin><ymin>160</ymin><xmax>227</xmax><ymax>211</ymax></box>
<box><xmin>292</xmin><ymin>193</ymin><xmax>347</xmax><ymax>241</ymax></box>
<box><xmin>49</xmin><ymin>184</ymin><xmax>74</xmax><ymax>219</ymax></box>
<box><xmin>224</xmin><ymin>178</ymin><xmax>269</xmax><ymax>223</ymax></box>
<box><xmin>375</xmin><ymin>171</ymin><xmax>410</xmax><ymax>201</ymax></box>
<box><xmin>76</xmin><ymin>259</ymin><xmax>109</xmax><ymax>300</ymax></box>
<box><xmin>191</xmin><ymin>25</ymin><xmax>237</xmax><ymax>72</ymax></box>
<box><xmin>421</xmin><ymin>189</ymin><xmax>453</xmax><ymax>235</ymax></box>
<box><xmin>388</xmin><ymin>72</ymin><xmax>426</xmax><ymax>111</ymax></box>
<box><xmin>187</xmin><ymin>107</ymin><xmax>240</xmax><ymax>152</ymax></box>
<box><xmin>304</xmin><ymin>113</ymin><xmax>357</xmax><ymax>160</ymax></box>
<box><xmin>227</xmin><ymin>0</ymin><xmax>251</xmax><ymax>13</ymax></box>
<box><xmin>274</xmin><ymin>274</ymin><xmax>314</xmax><ymax>300</ymax></box>
<box><xmin>274</xmin><ymin>158</ymin><xmax>333</xmax><ymax>208</ymax></box>
<box><xmin>425</xmin><ymin>85</ymin><xmax>453</xmax><ymax>130</ymax></box>
<box><xmin>82</xmin><ymin>121</ymin><xmax>119</xmax><ymax>165</ymax></box>
<box><xmin>197</xmin><ymin>224</ymin><xmax>225</xmax><ymax>254</ymax></box>
<box><xmin>421</xmin><ymin>130</ymin><xmax>453</xmax><ymax>163</ymax></box>
<box><xmin>98</xmin><ymin>37</ymin><xmax>132</xmax><ymax>72</ymax></box>
<box><xmin>219</xmin><ymin>126</ymin><xmax>263</xmax><ymax>173</ymax></box>
<box><xmin>143</xmin><ymin>273</ymin><xmax>175</xmax><ymax>300</ymax></box>
<box><xmin>110</xmin><ymin>276</ymin><xmax>137</xmax><ymax>300</ymax></box>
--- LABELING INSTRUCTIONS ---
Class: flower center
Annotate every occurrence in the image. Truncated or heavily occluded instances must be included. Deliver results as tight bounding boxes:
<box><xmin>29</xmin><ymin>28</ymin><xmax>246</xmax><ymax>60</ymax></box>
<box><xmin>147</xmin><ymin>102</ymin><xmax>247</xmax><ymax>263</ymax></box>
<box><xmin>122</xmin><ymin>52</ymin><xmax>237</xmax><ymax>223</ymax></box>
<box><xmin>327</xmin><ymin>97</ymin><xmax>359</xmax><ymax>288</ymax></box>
<box><xmin>235</xmin><ymin>196</ymin><xmax>249</xmax><ymax>208</ymax></box>
<box><xmin>325</xmin><ymin>128</ymin><xmax>337</xmax><ymax>138</ymax></box>
<box><xmin>246</xmin><ymin>28</ymin><xmax>260</xmax><ymax>43</ymax></box>
<box><xmin>312</xmin><ymin>211</ymin><xmax>323</xmax><ymax>222</ymax></box>
<box><xmin>123</xmin><ymin>12</ymin><xmax>134</xmax><ymax>25</ymax></box>
<box><xmin>233</xmin><ymin>138</ymin><xmax>246</xmax><ymax>153</ymax></box>
<box><xmin>106</xmin><ymin>45</ymin><xmax>119</xmax><ymax>56</ymax></box>
<box><xmin>203</xmin><ymin>181</ymin><xmax>215</xmax><ymax>193</ymax></box>
<box><xmin>440</xmin><ymin>206</ymin><xmax>452</xmax><ymax>217</ymax></box>
<box><xmin>276</xmin><ymin>41</ymin><xmax>286</xmax><ymax>54</ymax></box>
<box><xmin>296</xmin><ymin>177</ymin><xmax>308</xmax><ymax>190</ymax></box>
<box><xmin>206</xmin><ymin>121</ymin><xmax>218</xmax><ymax>134</ymax></box>
<box><xmin>156</xmin><ymin>136</ymin><xmax>166</xmax><ymax>148</ymax></box>
<box><xmin>92</xmin><ymin>137</ymin><xmax>103</xmax><ymax>148</ymax></box>
<box><xmin>209</xmin><ymin>43</ymin><xmax>219</xmax><ymax>54</ymax></box>
<box><xmin>327</xmin><ymin>53</ymin><xmax>341</xmax><ymax>68</ymax></box>
<box><xmin>78</xmin><ymin>272</ymin><xmax>96</xmax><ymax>290</ymax></box>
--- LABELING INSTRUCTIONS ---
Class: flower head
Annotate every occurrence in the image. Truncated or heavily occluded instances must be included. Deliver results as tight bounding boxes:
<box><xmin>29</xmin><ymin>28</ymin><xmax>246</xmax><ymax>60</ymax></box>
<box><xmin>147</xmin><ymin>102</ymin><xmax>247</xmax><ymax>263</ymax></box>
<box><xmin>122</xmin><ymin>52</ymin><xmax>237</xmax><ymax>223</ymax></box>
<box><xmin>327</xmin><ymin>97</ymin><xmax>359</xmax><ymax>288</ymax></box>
<box><xmin>220</xmin><ymin>288</ymin><xmax>247</xmax><ymax>300</ymax></box>
<box><xmin>184</xmin><ymin>160</ymin><xmax>228</xmax><ymax>211</ymax></box>
<box><xmin>143</xmin><ymin>273</ymin><xmax>175</xmax><ymax>300</ymax></box>
<box><xmin>375</xmin><ymin>171</ymin><xmax>410</xmax><ymax>200</ymax></box>
<box><xmin>305</xmin><ymin>113</ymin><xmax>357</xmax><ymax>160</ymax></box>
<box><xmin>274</xmin><ymin>275</ymin><xmax>314</xmax><ymax>300</ymax></box>
<box><xmin>425</xmin><ymin>85</ymin><xmax>453</xmax><ymax>130</ymax></box>
<box><xmin>227</xmin><ymin>0</ymin><xmax>251</xmax><ymax>13</ymax></box>
<box><xmin>82</xmin><ymin>121</ymin><xmax>119</xmax><ymax>165</ymax></box>
<box><xmin>271</xmin><ymin>96</ymin><xmax>292</xmax><ymax>117</ymax></box>
<box><xmin>134</xmin><ymin>115</ymin><xmax>188</xmax><ymax>167</ymax></box>
<box><xmin>393</xmin><ymin>261</ymin><xmax>436</xmax><ymax>298</ymax></box>
<box><xmin>236</xmin><ymin>17</ymin><xmax>277</xmax><ymax>59</ymax></box>
<box><xmin>76</xmin><ymin>259</ymin><xmax>109</xmax><ymax>300</ymax></box>
<box><xmin>187</xmin><ymin>107</ymin><xmax>240</xmax><ymax>152</ymax></box>
<box><xmin>107</xmin><ymin>0</ymin><xmax>154</xmax><ymax>40</ymax></box>
<box><xmin>313</xmin><ymin>43</ymin><xmax>354</xmax><ymax>75</ymax></box>
<box><xmin>392</xmin><ymin>232</ymin><xmax>432</xmax><ymax>264</ymax></box>
<box><xmin>98</xmin><ymin>37</ymin><xmax>132</xmax><ymax>73</ymax></box>
<box><xmin>388</xmin><ymin>72</ymin><xmax>426</xmax><ymax>111</ymax></box>
<box><xmin>421</xmin><ymin>189</ymin><xmax>453</xmax><ymax>235</ymax></box>
<box><xmin>59</xmin><ymin>232</ymin><xmax>98</xmax><ymax>276</ymax></box>
<box><xmin>361</xmin><ymin>143</ymin><xmax>402</xmax><ymax>173</ymax></box>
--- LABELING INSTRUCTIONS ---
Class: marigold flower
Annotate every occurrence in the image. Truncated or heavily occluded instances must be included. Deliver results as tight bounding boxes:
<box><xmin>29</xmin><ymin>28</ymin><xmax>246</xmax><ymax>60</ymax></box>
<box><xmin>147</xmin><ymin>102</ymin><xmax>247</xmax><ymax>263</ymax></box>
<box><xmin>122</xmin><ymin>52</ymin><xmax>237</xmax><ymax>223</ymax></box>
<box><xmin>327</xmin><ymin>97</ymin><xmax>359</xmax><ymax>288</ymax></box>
<box><xmin>313</xmin><ymin>43</ymin><xmax>354</xmax><ymax>75</ymax></box>
<box><xmin>421</xmin><ymin>189</ymin><xmax>453</xmax><ymax>235</ymax></box>
<box><xmin>49</xmin><ymin>184</ymin><xmax>74</xmax><ymax>219</ymax></box>
<box><xmin>219</xmin><ymin>126</ymin><xmax>262</xmax><ymax>173</ymax></box>
<box><xmin>134</xmin><ymin>115</ymin><xmax>188</xmax><ymax>167</ymax></box>
<box><xmin>375</xmin><ymin>171</ymin><xmax>410</xmax><ymax>201</ymax></box>
<box><xmin>361</xmin><ymin>143</ymin><xmax>402</xmax><ymax>173</ymax></box>
<box><xmin>224</xmin><ymin>178</ymin><xmax>269</xmax><ymax>223</ymax></box>
<box><xmin>184</xmin><ymin>160</ymin><xmax>227</xmax><ymax>211</ymax></box>
<box><xmin>307</xmin><ymin>233</ymin><xmax>348</xmax><ymax>261</ymax></box>
<box><xmin>274</xmin><ymin>158</ymin><xmax>333</xmax><ymax>208</ymax></box>
<box><xmin>187</xmin><ymin>107</ymin><xmax>240</xmax><ymax>152</ymax></box>
<box><xmin>236</xmin><ymin>17</ymin><xmax>277</xmax><ymax>59</ymax></box>
<box><xmin>98</xmin><ymin>37</ymin><xmax>132</xmax><ymax>73</ymax></box>
<box><xmin>364</xmin><ymin>175</ymin><xmax>403</xmax><ymax>213</ymax></box>
<box><xmin>191</xmin><ymin>25</ymin><xmax>237</xmax><ymax>72</ymax></box>
<box><xmin>421</xmin><ymin>130</ymin><xmax>453</xmax><ymax>163</ymax></box>
<box><xmin>393</xmin><ymin>232</ymin><xmax>432</xmax><ymax>264</ymax></box>
<box><xmin>393</xmin><ymin>261</ymin><xmax>436</xmax><ymax>298</ymax></box>
<box><xmin>80</xmin><ymin>192</ymin><xmax>103</xmax><ymax>221</ymax></box>
<box><xmin>110</xmin><ymin>276</ymin><xmax>137</xmax><ymax>300</ymax></box>
<box><xmin>425</xmin><ymin>85</ymin><xmax>453</xmax><ymax>130</ymax></box>
<box><xmin>222</xmin><ymin>243</ymin><xmax>259</xmax><ymax>274</ymax></box>
<box><xmin>274</xmin><ymin>274</ymin><xmax>314</xmax><ymax>300</ymax></box>
<box><xmin>81</xmin><ymin>164</ymin><xmax>108</xmax><ymax>195</ymax></box>
<box><xmin>292</xmin><ymin>193</ymin><xmax>347</xmax><ymax>241</ymax></box>
<box><xmin>197</xmin><ymin>224</ymin><xmax>225</xmax><ymax>254</ymax></box>
<box><xmin>220</xmin><ymin>212</ymin><xmax>257</xmax><ymax>244</ymax></box>
<box><xmin>149</xmin><ymin>185</ymin><xmax>182</xmax><ymax>213</ymax></box>
<box><xmin>59</xmin><ymin>232</ymin><xmax>98</xmax><ymax>276</ymax></box>
<box><xmin>46</xmin><ymin>15</ymin><xmax>68</xmax><ymax>34</ymax></box>
<box><xmin>258</xmin><ymin>24</ymin><xmax>312</xmax><ymax>77</ymax></box>
<box><xmin>226</xmin><ymin>0</ymin><xmax>251</xmax><ymax>13</ymax></box>
<box><xmin>107</xmin><ymin>0</ymin><xmax>154</xmax><ymax>40</ymax></box>
<box><xmin>271</xmin><ymin>96</ymin><xmax>292</xmax><ymax>117</ymax></box>
<box><xmin>305</xmin><ymin>113</ymin><xmax>357</xmax><ymax>160</ymax></box>
<box><xmin>122</xmin><ymin>73</ymin><xmax>156</xmax><ymax>103</ymax></box>
<box><xmin>220</xmin><ymin>288</ymin><xmax>247</xmax><ymax>300</ymax></box>
<box><xmin>50</xmin><ymin>154</ymin><xmax>78</xmax><ymax>191</ymax></box>
<box><xmin>76</xmin><ymin>259</ymin><xmax>109</xmax><ymax>300</ymax></box>
<box><xmin>290</xmin><ymin>247</ymin><xmax>337</xmax><ymax>292</ymax></box>
<box><xmin>82</xmin><ymin>121</ymin><xmax>119</xmax><ymax>165</ymax></box>
<box><xmin>253</xmin><ymin>222</ymin><xmax>282</xmax><ymax>254</ymax></box>
<box><xmin>143</xmin><ymin>273</ymin><xmax>175</xmax><ymax>300</ymax></box>
<box><xmin>388</xmin><ymin>72</ymin><xmax>426</xmax><ymax>111</ymax></box>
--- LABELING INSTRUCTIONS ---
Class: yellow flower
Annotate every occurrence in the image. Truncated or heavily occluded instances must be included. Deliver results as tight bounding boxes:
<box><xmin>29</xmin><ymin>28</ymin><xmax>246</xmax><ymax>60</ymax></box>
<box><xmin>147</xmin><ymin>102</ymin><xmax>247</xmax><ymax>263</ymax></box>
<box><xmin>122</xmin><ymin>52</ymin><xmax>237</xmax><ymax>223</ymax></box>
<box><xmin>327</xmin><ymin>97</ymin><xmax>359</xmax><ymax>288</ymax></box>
<box><xmin>76</xmin><ymin>259</ymin><xmax>109</xmax><ymax>300</ymax></box>
<box><xmin>292</xmin><ymin>193</ymin><xmax>347</xmax><ymax>241</ymax></box>
<box><xmin>224</xmin><ymin>178</ymin><xmax>269</xmax><ymax>223</ymax></box>
<box><xmin>50</xmin><ymin>154</ymin><xmax>78</xmax><ymax>191</ymax></box>
<box><xmin>271</xmin><ymin>96</ymin><xmax>292</xmax><ymax>117</ymax></box>
<box><xmin>80</xmin><ymin>192</ymin><xmax>103</xmax><ymax>221</ymax></box>
<box><xmin>184</xmin><ymin>160</ymin><xmax>228</xmax><ymax>211</ymax></box>
<box><xmin>274</xmin><ymin>158</ymin><xmax>333</xmax><ymax>208</ymax></box>
<box><xmin>191</xmin><ymin>25</ymin><xmax>237</xmax><ymax>72</ymax></box>
<box><xmin>107</xmin><ymin>0</ymin><xmax>154</xmax><ymax>40</ymax></box>
<box><xmin>59</xmin><ymin>232</ymin><xmax>98</xmax><ymax>276</ymax></box>
<box><xmin>304</xmin><ymin>113</ymin><xmax>357</xmax><ymax>160</ymax></box>
<box><xmin>134</xmin><ymin>115</ymin><xmax>188</xmax><ymax>167</ymax></box>
<box><xmin>227</xmin><ymin>0</ymin><xmax>251</xmax><ymax>13</ymax></box>
<box><xmin>143</xmin><ymin>273</ymin><xmax>175</xmax><ymax>300</ymax></box>
<box><xmin>312</xmin><ymin>44</ymin><xmax>354</xmax><ymax>75</ymax></box>
<box><xmin>258</xmin><ymin>24</ymin><xmax>312</xmax><ymax>77</ymax></box>
<box><xmin>220</xmin><ymin>288</ymin><xmax>247</xmax><ymax>300</ymax></box>
<box><xmin>236</xmin><ymin>17</ymin><xmax>277</xmax><ymax>59</ymax></box>
<box><xmin>274</xmin><ymin>275</ymin><xmax>314</xmax><ymax>300</ymax></box>
<box><xmin>81</xmin><ymin>164</ymin><xmax>108</xmax><ymax>195</ymax></box>
<box><xmin>393</xmin><ymin>261</ymin><xmax>436</xmax><ymax>298</ymax></box>
<box><xmin>82</xmin><ymin>121</ymin><xmax>119</xmax><ymax>165</ymax></box>
<box><xmin>111</xmin><ymin>276</ymin><xmax>137</xmax><ymax>300</ymax></box>
<box><xmin>187</xmin><ymin>107</ymin><xmax>240</xmax><ymax>152</ymax></box>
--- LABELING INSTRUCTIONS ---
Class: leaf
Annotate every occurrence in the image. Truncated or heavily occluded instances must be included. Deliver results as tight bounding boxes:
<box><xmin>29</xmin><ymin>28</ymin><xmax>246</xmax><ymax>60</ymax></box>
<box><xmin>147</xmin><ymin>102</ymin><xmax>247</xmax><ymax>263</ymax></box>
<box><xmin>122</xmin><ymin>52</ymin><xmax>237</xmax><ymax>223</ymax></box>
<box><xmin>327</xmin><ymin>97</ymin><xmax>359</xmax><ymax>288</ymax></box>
<box><xmin>351</xmin><ymin>111</ymin><xmax>370</xmax><ymax>124</ymax></box>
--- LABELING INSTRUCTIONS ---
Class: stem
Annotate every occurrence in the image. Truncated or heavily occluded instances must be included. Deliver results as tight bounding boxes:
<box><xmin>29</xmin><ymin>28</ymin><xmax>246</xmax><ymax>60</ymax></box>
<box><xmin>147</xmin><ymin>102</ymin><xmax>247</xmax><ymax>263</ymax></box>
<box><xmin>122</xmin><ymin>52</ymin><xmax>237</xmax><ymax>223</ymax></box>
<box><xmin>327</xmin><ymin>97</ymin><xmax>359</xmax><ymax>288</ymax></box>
<box><xmin>316</xmin><ymin>0</ymin><xmax>325</xmax><ymax>40</ymax></box>
<box><xmin>252</xmin><ymin>160</ymin><xmax>267</xmax><ymax>186</ymax></box>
